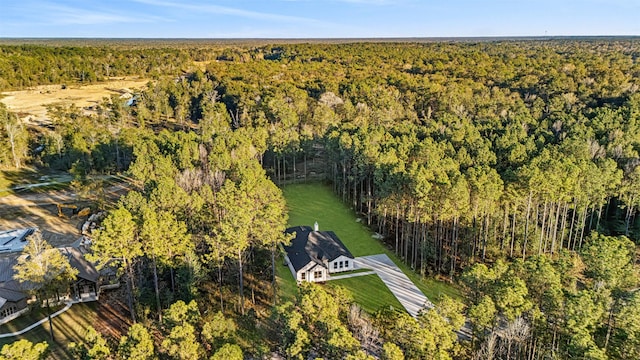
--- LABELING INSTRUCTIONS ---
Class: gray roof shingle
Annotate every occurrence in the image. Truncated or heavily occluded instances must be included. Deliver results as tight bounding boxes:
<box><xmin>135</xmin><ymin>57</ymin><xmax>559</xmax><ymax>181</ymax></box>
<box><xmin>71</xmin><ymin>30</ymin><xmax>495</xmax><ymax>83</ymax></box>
<box><xmin>60</xmin><ymin>247</ymin><xmax>100</xmax><ymax>283</ymax></box>
<box><xmin>0</xmin><ymin>280</ymin><xmax>27</xmax><ymax>302</ymax></box>
<box><xmin>284</xmin><ymin>226</ymin><xmax>353</xmax><ymax>272</ymax></box>
<box><xmin>0</xmin><ymin>256</ymin><xmax>18</xmax><ymax>283</ymax></box>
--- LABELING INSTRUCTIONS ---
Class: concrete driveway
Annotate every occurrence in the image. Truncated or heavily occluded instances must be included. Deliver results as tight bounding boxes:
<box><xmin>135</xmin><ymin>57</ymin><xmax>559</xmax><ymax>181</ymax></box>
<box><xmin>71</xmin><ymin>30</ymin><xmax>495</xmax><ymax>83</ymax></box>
<box><xmin>353</xmin><ymin>254</ymin><xmax>433</xmax><ymax>317</ymax></box>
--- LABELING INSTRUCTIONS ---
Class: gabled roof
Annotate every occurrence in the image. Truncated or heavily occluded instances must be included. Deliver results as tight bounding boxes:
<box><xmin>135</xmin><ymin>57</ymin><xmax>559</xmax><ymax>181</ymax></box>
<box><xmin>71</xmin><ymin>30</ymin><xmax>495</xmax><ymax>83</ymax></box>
<box><xmin>0</xmin><ymin>280</ymin><xmax>27</xmax><ymax>303</ymax></box>
<box><xmin>0</xmin><ymin>255</ymin><xmax>38</xmax><ymax>292</ymax></box>
<box><xmin>0</xmin><ymin>236</ymin><xmax>103</xmax><ymax>310</ymax></box>
<box><xmin>284</xmin><ymin>226</ymin><xmax>354</xmax><ymax>272</ymax></box>
<box><xmin>60</xmin><ymin>247</ymin><xmax>100</xmax><ymax>283</ymax></box>
<box><xmin>0</xmin><ymin>256</ymin><xmax>18</xmax><ymax>283</ymax></box>
<box><xmin>0</xmin><ymin>245</ymin><xmax>100</xmax><ymax>289</ymax></box>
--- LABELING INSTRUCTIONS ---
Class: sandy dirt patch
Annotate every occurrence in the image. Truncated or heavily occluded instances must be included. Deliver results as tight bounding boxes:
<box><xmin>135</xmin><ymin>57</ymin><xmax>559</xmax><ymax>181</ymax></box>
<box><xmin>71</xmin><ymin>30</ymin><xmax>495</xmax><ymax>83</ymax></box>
<box><xmin>0</xmin><ymin>181</ymin><xmax>131</xmax><ymax>247</ymax></box>
<box><xmin>0</xmin><ymin>202</ymin><xmax>84</xmax><ymax>248</ymax></box>
<box><xmin>0</xmin><ymin>78</ymin><xmax>149</xmax><ymax>126</ymax></box>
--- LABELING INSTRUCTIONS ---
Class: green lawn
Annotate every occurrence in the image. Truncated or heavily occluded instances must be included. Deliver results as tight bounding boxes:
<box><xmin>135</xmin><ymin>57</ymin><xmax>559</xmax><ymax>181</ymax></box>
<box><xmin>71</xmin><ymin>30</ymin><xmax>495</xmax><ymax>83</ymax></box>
<box><xmin>275</xmin><ymin>257</ymin><xmax>402</xmax><ymax>314</ymax></box>
<box><xmin>328</xmin><ymin>274</ymin><xmax>402</xmax><ymax>313</ymax></box>
<box><xmin>275</xmin><ymin>259</ymin><xmax>298</xmax><ymax>304</ymax></box>
<box><xmin>283</xmin><ymin>183</ymin><xmax>384</xmax><ymax>257</ymax></box>
<box><xmin>280</xmin><ymin>182</ymin><xmax>462</xmax><ymax>310</ymax></box>
<box><xmin>0</xmin><ymin>305</ymin><xmax>65</xmax><ymax>334</ymax></box>
<box><xmin>0</xmin><ymin>303</ymin><xmax>109</xmax><ymax>360</ymax></box>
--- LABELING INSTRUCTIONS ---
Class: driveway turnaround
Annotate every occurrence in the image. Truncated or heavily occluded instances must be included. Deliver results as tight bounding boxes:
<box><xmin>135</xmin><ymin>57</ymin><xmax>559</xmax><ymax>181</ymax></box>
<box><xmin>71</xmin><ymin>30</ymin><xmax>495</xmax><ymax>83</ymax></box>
<box><xmin>353</xmin><ymin>254</ymin><xmax>432</xmax><ymax>317</ymax></box>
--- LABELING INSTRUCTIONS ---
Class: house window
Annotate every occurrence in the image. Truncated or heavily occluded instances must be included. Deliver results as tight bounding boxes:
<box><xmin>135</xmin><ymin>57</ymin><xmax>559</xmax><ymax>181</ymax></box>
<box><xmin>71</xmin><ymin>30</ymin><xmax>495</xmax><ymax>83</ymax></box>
<box><xmin>345</xmin><ymin>260</ymin><xmax>349</xmax><ymax>268</ymax></box>
<box><xmin>314</xmin><ymin>271</ymin><xmax>323</xmax><ymax>279</ymax></box>
<box><xmin>0</xmin><ymin>306</ymin><xmax>16</xmax><ymax>318</ymax></box>
<box><xmin>339</xmin><ymin>261</ymin><xmax>343</xmax><ymax>269</ymax></box>
<box><xmin>300</xmin><ymin>272</ymin><xmax>306</xmax><ymax>281</ymax></box>
<box><xmin>334</xmin><ymin>262</ymin><xmax>338</xmax><ymax>269</ymax></box>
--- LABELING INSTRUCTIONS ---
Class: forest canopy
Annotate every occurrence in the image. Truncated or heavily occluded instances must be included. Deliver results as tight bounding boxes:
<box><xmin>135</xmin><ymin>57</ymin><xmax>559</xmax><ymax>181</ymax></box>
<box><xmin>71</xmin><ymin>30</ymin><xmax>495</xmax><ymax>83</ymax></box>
<box><xmin>2</xmin><ymin>39</ymin><xmax>640</xmax><ymax>359</ymax></box>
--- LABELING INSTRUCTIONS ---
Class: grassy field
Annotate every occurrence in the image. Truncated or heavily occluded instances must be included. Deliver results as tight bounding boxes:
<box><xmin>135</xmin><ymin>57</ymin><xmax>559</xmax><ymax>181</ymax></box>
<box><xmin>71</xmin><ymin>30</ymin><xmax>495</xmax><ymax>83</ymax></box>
<box><xmin>279</xmin><ymin>182</ymin><xmax>462</xmax><ymax>310</ymax></box>
<box><xmin>275</xmin><ymin>260</ymin><xmax>298</xmax><ymax>304</ymax></box>
<box><xmin>284</xmin><ymin>183</ymin><xmax>383</xmax><ymax>257</ymax></box>
<box><xmin>327</xmin><ymin>274</ymin><xmax>403</xmax><ymax>313</ymax></box>
<box><xmin>0</xmin><ymin>301</ymin><xmax>130</xmax><ymax>359</ymax></box>
<box><xmin>0</xmin><ymin>303</ymin><xmax>98</xmax><ymax>359</ymax></box>
<box><xmin>0</xmin><ymin>78</ymin><xmax>149</xmax><ymax>126</ymax></box>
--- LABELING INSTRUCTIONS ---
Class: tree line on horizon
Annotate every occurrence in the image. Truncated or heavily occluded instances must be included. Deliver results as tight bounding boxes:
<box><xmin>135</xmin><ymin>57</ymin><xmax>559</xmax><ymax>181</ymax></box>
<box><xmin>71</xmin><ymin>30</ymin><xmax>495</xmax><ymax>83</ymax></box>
<box><xmin>1</xmin><ymin>40</ymin><xmax>639</xmax><ymax>359</ymax></box>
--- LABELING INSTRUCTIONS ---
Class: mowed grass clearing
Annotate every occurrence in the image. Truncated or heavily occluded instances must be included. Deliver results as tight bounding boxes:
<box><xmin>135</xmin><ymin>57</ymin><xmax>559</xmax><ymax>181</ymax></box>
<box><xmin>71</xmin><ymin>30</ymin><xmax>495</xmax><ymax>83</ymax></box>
<box><xmin>284</xmin><ymin>183</ymin><xmax>381</xmax><ymax>257</ymax></box>
<box><xmin>275</xmin><ymin>259</ymin><xmax>298</xmax><ymax>305</ymax></box>
<box><xmin>327</xmin><ymin>274</ymin><xmax>402</xmax><ymax>313</ymax></box>
<box><xmin>280</xmin><ymin>182</ymin><xmax>461</xmax><ymax>309</ymax></box>
<box><xmin>0</xmin><ymin>302</ymin><xmax>130</xmax><ymax>360</ymax></box>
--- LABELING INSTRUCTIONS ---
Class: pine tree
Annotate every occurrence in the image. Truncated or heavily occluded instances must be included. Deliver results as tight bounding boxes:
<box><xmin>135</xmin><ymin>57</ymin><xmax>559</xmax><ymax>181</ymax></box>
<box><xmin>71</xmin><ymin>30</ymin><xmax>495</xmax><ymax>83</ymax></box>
<box><xmin>13</xmin><ymin>231</ymin><xmax>77</xmax><ymax>341</ymax></box>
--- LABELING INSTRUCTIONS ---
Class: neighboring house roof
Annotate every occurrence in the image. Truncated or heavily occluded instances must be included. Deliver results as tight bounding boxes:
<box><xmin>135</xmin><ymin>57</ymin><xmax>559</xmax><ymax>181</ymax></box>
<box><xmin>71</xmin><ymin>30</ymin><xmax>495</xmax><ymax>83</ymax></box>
<box><xmin>0</xmin><ymin>244</ymin><xmax>100</xmax><ymax>299</ymax></box>
<box><xmin>0</xmin><ymin>235</ymin><xmax>106</xmax><ymax>316</ymax></box>
<box><xmin>284</xmin><ymin>226</ymin><xmax>354</xmax><ymax>272</ymax></box>
<box><xmin>0</xmin><ymin>228</ymin><xmax>34</xmax><ymax>254</ymax></box>
<box><xmin>60</xmin><ymin>247</ymin><xmax>100</xmax><ymax>283</ymax></box>
<box><xmin>0</xmin><ymin>256</ymin><xmax>18</xmax><ymax>283</ymax></box>
<box><xmin>0</xmin><ymin>281</ymin><xmax>27</xmax><ymax>303</ymax></box>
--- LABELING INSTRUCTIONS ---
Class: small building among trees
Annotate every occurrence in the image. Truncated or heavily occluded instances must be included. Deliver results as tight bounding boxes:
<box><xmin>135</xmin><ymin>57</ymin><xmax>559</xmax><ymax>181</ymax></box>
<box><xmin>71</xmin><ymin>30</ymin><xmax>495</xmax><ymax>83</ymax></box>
<box><xmin>60</xmin><ymin>246</ymin><xmax>102</xmax><ymax>301</ymax></box>
<box><xmin>283</xmin><ymin>224</ymin><xmax>354</xmax><ymax>283</ymax></box>
<box><xmin>0</xmin><ymin>256</ymin><xmax>28</xmax><ymax>323</ymax></box>
<box><xmin>0</xmin><ymin>231</ymin><xmax>120</xmax><ymax>324</ymax></box>
<box><xmin>0</xmin><ymin>280</ymin><xmax>28</xmax><ymax>322</ymax></box>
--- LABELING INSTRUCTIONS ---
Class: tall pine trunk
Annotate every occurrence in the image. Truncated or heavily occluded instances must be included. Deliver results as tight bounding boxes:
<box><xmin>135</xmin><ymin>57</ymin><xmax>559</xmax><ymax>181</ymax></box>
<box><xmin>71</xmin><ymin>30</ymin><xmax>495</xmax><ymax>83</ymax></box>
<box><xmin>124</xmin><ymin>257</ymin><xmax>137</xmax><ymax>323</ymax></box>
<box><xmin>218</xmin><ymin>264</ymin><xmax>224</xmax><ymax>310</ymax></box>
<box><xmin>238</xmin><ymin>249</ymin><xmax>245</xmax><ymax>315</ymax></box>
<box><xmin>152</xmin><ymin>256</ymin><xmax>162</xmax><ymax>322</ymax></box>
<box><xmin>522</xmin><ymin>192</ymin><xmax>532</xmax><ymax>260</ymax></box>
<box><xmin>625</xmin><ymin>204</ymin><xmax>633</xmax><ymax>236</ymax></box>
<box><xmin>539</xmin><ymin>200</ymin><xmax>548</xmax><ymax>255</ymax></box>
<box><xmin>271</xmin><ymin>246</ymin><xmax>277</xmax><ymax>305</ymax></box>
<box><xmin>45</xmin><ymin>295</ymin><xmax>54</xmax><ymax>341</ymax></box>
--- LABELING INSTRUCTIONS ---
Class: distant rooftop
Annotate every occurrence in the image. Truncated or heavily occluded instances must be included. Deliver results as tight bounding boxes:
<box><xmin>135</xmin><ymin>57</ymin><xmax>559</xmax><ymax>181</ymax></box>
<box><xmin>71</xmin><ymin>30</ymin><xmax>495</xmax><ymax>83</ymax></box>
<box><xmin>0</xmin><ymin>229</ymin><xmax>35</xmax><ymax>254</ymax></box>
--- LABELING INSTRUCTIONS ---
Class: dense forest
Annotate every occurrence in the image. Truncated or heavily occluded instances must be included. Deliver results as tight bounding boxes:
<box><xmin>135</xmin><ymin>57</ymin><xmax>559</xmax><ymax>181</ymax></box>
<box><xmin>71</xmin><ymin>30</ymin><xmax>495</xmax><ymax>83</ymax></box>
<box><xmin>1</xmin><ymin>40</ymin><xmax>639</xmax><ymax>359</ymax></box>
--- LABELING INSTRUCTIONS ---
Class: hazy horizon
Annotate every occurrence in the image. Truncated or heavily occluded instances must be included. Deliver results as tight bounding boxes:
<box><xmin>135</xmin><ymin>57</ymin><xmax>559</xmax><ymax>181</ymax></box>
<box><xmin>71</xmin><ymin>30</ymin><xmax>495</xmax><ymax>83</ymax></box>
<box><xmin>3</xmin><ymin>0</ymin><xmax>639</xmax><ymax>38</ymax></box>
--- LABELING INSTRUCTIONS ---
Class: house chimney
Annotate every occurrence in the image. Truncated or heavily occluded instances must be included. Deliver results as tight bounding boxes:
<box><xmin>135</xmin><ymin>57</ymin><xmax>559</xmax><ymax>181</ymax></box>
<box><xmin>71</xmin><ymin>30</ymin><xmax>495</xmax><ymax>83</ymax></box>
<box><xmin>314</xmin><ymin>221</ymin><xmax>319</xmax><ymax>231</ymax></box>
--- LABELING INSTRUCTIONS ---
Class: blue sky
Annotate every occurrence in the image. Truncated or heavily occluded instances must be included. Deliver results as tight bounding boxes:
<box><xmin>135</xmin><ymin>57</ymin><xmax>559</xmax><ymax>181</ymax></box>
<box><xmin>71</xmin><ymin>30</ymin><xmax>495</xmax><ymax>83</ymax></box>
<box><xmin>2</xmin><ymin>0</ymin><xmax>639</xmax><ymax>38</ymax></box>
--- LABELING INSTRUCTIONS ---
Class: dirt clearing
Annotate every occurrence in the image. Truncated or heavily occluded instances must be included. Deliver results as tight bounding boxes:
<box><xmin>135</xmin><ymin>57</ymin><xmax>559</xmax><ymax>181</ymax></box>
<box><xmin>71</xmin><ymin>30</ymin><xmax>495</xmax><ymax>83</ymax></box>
<box><xmin>0</xmin><ymin>78</ymin><xmax>149</xmax><ymax>126</ymax></box>
<box><xmin>0</xmin><ymin>180</ymin><xmax>131</xmax><ymax>247</ymax></box>
<box><xmin>0</xmin><ymin>201</ymin><xmax>85</xmax><ymax>248</ymax></box>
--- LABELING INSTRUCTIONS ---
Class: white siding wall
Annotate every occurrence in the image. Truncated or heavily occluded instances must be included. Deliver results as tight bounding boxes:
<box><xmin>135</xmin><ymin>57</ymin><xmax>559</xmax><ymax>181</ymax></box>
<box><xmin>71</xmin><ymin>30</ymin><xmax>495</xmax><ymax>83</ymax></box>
<box><xmin>328</xmin><ymin>255</ymin><xmax>354</xmax><ymax>274</ymax></box>
<box><xmin>296</xmin><ymin>264</ymin><xmax>327</xmax><ymax>282</ymax></box>
<box><xmin>284</xmin><ymin>255</ymin><xmax>297</xmax><ymax>280</ymax></box>
<box><xmin>310</xmin><ymin>265</ymin><xmax>327</xmax><ymax>282</ymax></box>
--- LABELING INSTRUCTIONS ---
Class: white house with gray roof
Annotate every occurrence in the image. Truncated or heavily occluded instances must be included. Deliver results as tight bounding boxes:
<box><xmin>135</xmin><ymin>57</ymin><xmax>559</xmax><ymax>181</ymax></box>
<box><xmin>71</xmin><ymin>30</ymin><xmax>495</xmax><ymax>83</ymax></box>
<box><xmin>283</xmin><ymin>225</ymin><xmax>355</xmax><ymax>283</ymax></box>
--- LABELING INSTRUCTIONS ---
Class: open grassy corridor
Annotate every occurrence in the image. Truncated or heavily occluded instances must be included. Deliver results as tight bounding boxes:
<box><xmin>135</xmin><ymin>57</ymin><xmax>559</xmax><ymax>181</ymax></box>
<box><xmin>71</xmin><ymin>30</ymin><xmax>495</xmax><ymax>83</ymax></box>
<box><xmin>283</xmin><ymin>182</ymin><xmax>388</xmax><ymax>257</ymax></box>
<box><xmin>277</xmin><ymin>182</ymin><xmax>461</xmax><ymax>312</ymax></box>
<box><xmin>0</xmin><ymin>301</ymin><xmax>130</xmax><ymax>360</ymax></box>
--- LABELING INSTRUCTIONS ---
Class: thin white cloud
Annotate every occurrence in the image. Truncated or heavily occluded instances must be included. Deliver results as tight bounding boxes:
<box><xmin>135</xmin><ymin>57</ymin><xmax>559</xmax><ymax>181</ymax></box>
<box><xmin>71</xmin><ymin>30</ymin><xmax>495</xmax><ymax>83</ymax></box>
<box><xmin>39</xmin><ymin>3</ymin><xmax>167</xmax><ymax>25</ymax></box>
<box><xmin>280</xmin><ymin>0</ymin><xmax>399</xmax><ymax>4</ymax></box>
<box><xmin>335</xmin><ymin>0</ymin><xmax>398</xmax><ymax>4</ymax></box>
<box><xmin>133</xmin><ymin>0</ymin><xmax>324</xmax><ymax>24</ymax></box>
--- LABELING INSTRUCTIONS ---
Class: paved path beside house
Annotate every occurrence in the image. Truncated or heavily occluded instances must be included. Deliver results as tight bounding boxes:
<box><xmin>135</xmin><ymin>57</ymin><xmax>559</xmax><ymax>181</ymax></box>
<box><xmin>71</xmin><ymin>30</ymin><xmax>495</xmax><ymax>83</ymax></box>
<box><xmin>0</xmin><ymin>301</ymin><xmax>74</xmax><ymax>338</ymax></box>
<box><xmin>348</xmin><ymin>254</ymin><xmax>474</xmax><ymax>340</ymax></box>
<box><xmin>353</xmin><ymin>254</ymin><xmax>433</xmax><ymax>318</ymax></box>
<box><xmin>327</xmin><ymin>270</ymin><xmax>376</xmax><ymax>280</ymax></box>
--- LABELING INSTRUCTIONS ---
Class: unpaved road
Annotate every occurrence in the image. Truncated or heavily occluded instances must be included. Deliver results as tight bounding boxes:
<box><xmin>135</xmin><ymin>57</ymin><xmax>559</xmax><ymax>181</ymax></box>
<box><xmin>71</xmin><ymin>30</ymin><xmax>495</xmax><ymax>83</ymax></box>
<box><xmin>0</xmin><ymin>180</ymin><xmax>131</xmax><ymax>247</ymax></box>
